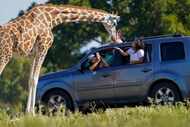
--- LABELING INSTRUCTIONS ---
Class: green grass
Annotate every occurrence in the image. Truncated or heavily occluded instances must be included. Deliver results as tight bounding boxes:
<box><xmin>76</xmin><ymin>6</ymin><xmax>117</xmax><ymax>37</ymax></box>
<box><xmin>0</xmin><ymin>104</ymin><xmax>190</xmax><ymax>127</ymax></box>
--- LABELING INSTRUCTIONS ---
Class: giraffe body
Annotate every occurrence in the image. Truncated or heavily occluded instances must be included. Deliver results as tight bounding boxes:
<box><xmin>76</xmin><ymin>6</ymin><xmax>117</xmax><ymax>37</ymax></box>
<box><xmin>0</xmin><ymin>4</ymin><xmax>119</xmax><ymax>115</ymax></box>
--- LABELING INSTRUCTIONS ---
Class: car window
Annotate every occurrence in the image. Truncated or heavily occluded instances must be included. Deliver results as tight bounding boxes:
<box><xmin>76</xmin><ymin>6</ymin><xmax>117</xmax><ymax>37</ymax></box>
<box><xmin>118</xmin><ymin>44</ymin><xmax>152</xmax><ymax>65</ymax></box>
<box><xmin>81</xmin><ymin>44</ymin><xmax>152</xmax><ymax>71</ymax></box>
<box><xmin>100</xmin><ymin>48</ymin><xmax>124</xmax><ymax>66</ymax></box>
<box><xmin>144</xmin><ymin>44</ymin><xmax>152</xmax><ymax>63</ymax></box>
<box><xmin>81</xmin><ymin>49</ymin><xmax>114</xmax><ymax>71</ymax></box>
<box><xmin>161</xmin><ymin>42</ymin><xmax>185</xmax><ymax>61</ymax></box>
<box><xmin>81</xmin><ymin>48</ymin><xmax>123</xmax><ymax>71</ymax></box>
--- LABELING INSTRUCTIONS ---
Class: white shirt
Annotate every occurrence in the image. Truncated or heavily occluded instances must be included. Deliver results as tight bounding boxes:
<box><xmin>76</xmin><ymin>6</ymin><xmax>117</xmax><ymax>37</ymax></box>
<box><xmin>127</xmin><ymin>48</ymin><xmax>144</xmax><ymax>63</ymax></box>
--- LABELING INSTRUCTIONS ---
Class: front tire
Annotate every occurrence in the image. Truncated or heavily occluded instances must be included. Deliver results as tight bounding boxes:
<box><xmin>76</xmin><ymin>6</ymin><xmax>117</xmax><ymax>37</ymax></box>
<box><xmin>42</xmin><ymin>90</ymin><xmax>73</xmax><ymax>115</ymax></box>
<box><xmin>150</xmin><ymin>82</ymin><xmax>181</xmax><ymax>105</ymax></box>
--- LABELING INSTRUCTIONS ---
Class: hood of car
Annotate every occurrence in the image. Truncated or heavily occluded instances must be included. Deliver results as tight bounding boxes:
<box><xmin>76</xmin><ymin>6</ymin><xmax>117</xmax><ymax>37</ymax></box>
<box><xmin>39</xmin><ymin>67</ymin><xmax>76</xmax><ymax>81</ymax></box>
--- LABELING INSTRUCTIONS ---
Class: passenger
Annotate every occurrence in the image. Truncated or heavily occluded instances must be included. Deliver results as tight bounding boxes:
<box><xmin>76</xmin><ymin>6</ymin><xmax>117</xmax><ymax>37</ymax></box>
<box><xmin>88</xmin><ymin>52</ymin><xmax>109</xmax><ymax>71</ymax></box>
<box><xmin>115</xmin><ymin>39</ymin><xmax>145</xmax><ymax>64</ymax></box>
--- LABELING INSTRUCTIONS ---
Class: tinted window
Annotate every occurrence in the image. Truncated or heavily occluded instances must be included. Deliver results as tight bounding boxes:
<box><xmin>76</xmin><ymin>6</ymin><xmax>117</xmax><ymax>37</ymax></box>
<box><xmin>161</xmin><ymin>42</ymin><xmax>185</xmax><ymax>61</ymax></box>
<box><xmin>144</xmin><ymin>44</ymin><xmax>152</xmax><ymax>63</ymax></box>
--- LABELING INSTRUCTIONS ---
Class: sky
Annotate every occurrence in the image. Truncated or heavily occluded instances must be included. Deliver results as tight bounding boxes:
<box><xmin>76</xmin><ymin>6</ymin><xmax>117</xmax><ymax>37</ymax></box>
<box><xmin>0</xmin><ymin>0</ymin><xmax>48</xmax><ymax>25</ymax></box>
<box><xmin>80</xmin><ymin>37</ymin><xmax>102</xmax><ymax>53</ymax></box>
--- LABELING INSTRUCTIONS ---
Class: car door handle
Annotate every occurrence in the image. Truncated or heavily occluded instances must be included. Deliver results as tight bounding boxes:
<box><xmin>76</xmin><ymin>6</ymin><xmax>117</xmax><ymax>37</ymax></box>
<box><xmin>141</xmin><ymin>68</ymin><xmax>152</xmax><ymax>73</ymax></box>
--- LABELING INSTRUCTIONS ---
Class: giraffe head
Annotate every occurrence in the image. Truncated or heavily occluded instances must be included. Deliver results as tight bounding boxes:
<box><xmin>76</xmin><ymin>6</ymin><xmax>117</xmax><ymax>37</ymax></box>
<box><xmin>102</xmin><ymin>14</ymin><xmax>120</xmax><ymax>39</ymax></box>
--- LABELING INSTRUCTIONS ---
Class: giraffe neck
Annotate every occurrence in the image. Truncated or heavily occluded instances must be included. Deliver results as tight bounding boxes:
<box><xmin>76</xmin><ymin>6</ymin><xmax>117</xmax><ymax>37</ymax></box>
<box><xmin>38</xmin><ymin>5</ymin><xmax>112</xmax><ymax>29</ymax></box>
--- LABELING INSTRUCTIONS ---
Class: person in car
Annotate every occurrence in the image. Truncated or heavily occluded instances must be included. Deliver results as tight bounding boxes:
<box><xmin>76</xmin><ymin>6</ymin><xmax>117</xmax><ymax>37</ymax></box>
<box><xmin>88</xmin><ymin>52</ymin><xmax>109</xmax><ymax>71</ymax></box>
<box><xmin>115</xmin><ymin>39</ymin><xmax>145</xmax><ymax>64</ymax></box>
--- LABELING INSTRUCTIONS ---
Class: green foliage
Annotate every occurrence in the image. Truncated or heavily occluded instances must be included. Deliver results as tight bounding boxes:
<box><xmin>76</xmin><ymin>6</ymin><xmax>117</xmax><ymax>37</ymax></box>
<box><xmin>0</xmin><ymin>105</ymin><xmax>190</xmax><ymax>127</ymax></box>
<box><xmin>0</xmin><ymin>57</ymin><xmax>30</xmax><ymax>110</ymax></box>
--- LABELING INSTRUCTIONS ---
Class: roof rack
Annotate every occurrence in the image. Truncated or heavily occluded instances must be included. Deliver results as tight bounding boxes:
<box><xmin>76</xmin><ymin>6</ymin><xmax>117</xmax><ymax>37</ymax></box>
<box><xmin>125</xmin><ymin>34</ymin><xmax>183</xmax><ymax>42</ymax></box>
<box><xmin>143</xmin><ymin>34</ymin><xmax>183</xmax><ymax>40</ymax></box>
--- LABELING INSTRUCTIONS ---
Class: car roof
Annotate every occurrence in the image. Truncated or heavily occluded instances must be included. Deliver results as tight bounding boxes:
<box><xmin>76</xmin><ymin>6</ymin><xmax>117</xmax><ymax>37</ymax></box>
<box><xmin>93</xmin><ymin>34</ymin><xmax>190</xmax><ymax>52</ymax></box>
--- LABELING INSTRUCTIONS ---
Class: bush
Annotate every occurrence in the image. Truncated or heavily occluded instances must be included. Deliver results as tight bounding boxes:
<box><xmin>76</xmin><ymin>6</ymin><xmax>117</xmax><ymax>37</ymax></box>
<box><xmin>0</xmin><ymin>57</ymin><xmax>30</xmax><ymax>111</ymax></box>
<box><xmin>0</xmin><ymin>105</ymin><xmax>190</xmax><ymax>127</ymax></box>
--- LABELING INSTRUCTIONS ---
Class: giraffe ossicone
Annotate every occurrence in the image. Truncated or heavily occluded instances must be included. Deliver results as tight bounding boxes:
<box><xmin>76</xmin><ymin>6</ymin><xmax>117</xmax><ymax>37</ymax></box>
<box><xmin>0</xmin><ymin>4</ymin><xmax>120</xmax><ymax>115</ymax></box>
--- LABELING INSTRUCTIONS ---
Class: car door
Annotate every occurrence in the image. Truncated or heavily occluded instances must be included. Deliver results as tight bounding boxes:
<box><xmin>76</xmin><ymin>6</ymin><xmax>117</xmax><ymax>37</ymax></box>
<box><xmin>114</xmin><ymin>44</ymin><xmax>153</xmax><ymax>102</ymax></box>
<box><xmin>73</xmin><ymin>50</ymin><xmax>115</xmax><ymax>102</ymax></box>
<box><xmin>74</xmin><ymin>68</ymin><xmax>115</xmax><ymax>102</ymax></box>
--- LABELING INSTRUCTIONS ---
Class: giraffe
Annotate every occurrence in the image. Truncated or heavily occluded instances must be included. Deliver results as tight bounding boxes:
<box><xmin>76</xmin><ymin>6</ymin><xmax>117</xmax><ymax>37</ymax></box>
<box><xmin>0</xmin><ymin>4</ymin><xmax>120</xmax><ymax>115</ymax></box>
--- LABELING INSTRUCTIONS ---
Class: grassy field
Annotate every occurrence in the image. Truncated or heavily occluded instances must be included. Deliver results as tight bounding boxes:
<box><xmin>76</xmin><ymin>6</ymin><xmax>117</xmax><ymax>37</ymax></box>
<box><xmin>0</xmin><ymin>104</ymin><xmax>190</xmax><ymax>127</ymax></box>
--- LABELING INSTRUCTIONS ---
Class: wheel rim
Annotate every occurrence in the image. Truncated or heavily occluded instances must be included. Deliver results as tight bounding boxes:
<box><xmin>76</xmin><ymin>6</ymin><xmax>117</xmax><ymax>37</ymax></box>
<box><xmin>48</xmin><ymin>95</ymin><xmax>66</xmax><ymax>111</ymax></box>
<box><xmin>155</xmin><ymin>87</ymin><xmax>175</xmax><ymax>104</ymax></box>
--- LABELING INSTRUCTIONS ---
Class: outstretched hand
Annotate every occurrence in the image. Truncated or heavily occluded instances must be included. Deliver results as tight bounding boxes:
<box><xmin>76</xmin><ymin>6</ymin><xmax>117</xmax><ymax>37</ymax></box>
<box><xmin>96</xmin><ymin>52</ymin><xmax>101</xmax><ymax>61</ymax></box>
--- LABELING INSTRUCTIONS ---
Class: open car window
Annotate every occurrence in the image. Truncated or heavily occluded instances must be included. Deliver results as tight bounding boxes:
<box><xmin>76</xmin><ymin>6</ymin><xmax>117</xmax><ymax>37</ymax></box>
<box><xmin>118</xmin><ymin>44</ymin><xmax>152</xmax><ymax>65</ymax></box>
<box><xmin>81</xmin><ymin>48</ymin><xmax>116</xmax><ymax>71</ymax></box>
<box><xmin>81</xmin><ymin>44</ymin><xmax>152</xmax><ymax>72</ymax></box>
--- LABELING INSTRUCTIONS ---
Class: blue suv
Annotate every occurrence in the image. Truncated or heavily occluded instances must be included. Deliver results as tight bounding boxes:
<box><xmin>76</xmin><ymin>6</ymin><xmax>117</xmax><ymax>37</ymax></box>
<box><xmin>36</xmin><ymin>35</ymin><xmax>190</xmax><ymax>112</ymax></box>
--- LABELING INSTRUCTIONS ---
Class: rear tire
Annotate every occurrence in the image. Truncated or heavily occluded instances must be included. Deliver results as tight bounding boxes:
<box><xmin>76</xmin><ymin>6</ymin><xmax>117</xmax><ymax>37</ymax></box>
<box><xmin>149</xmin><ymin>82</ymin><xmax>181</xmax><ymax>105</ymax></box>
<box><xmin>42</xmin><ymin>90</ymin><xmax>73</xmax><ymax>115</ymax></box>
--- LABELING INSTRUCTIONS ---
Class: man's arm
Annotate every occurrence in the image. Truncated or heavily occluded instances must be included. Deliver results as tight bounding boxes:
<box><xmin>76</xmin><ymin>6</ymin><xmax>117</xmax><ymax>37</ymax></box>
<box><xmin>89</xmin><ymin>52</ymin><xmax>101</xmax><ymax>71</ymax></box>
<box><xmin>115</xmin><ymin>47</ymin><xmax>129</xmax><ymax>56</ymax></box>
<box><xmin>89</xmin><ymin>60</ymin><xmax>100</xmax><ymax>71</ymax></box>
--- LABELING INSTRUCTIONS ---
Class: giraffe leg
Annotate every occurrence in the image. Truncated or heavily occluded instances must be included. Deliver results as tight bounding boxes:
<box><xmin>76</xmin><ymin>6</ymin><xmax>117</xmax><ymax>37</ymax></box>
<box><xmin>26</xmin><ymin>57</ymin><xmax>36</xmax><ymax>113</ymax></box>
<box><xmin>0</xmin><ymin>53</ymin><xmax>12</xmax><ymax>75</ymax></box>
<box><xmin>26</xmin><ymin>34</ymin><xmax>53</xmax><ymax>115</ymax></box>
<box><xmin>0</xmin><ymin>62</ymin><xmax>7</xmax><ymax>75</ymax></box>
<box><xmin>26</xmin><ymin>52</ymin><xmax>48</xmax><ymax>115</ymax></box>
<box><xmin>0</xmin><ymin>35</ymin><xmax>13</xmax><ymax>75</ymax></box>
<box><xmin>32</xmin><ymin>49</ymin><xmax>49</xmax><ymax>115</ymax></box>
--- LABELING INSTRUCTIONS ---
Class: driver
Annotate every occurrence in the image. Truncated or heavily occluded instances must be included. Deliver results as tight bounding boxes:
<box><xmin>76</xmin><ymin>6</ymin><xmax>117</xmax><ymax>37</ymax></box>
<box><xmin>88</xmin><ymin>52</ymin><xmax>109</xmax><ymax>71</ymax></box>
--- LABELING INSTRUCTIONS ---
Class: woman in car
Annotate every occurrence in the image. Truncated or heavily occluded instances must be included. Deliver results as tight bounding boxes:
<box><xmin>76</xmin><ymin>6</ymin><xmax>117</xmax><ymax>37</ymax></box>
<box><xmin>115</xmin><ymin>39</ymin><xmax>145</xmax><ymax>64</ymax></box>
